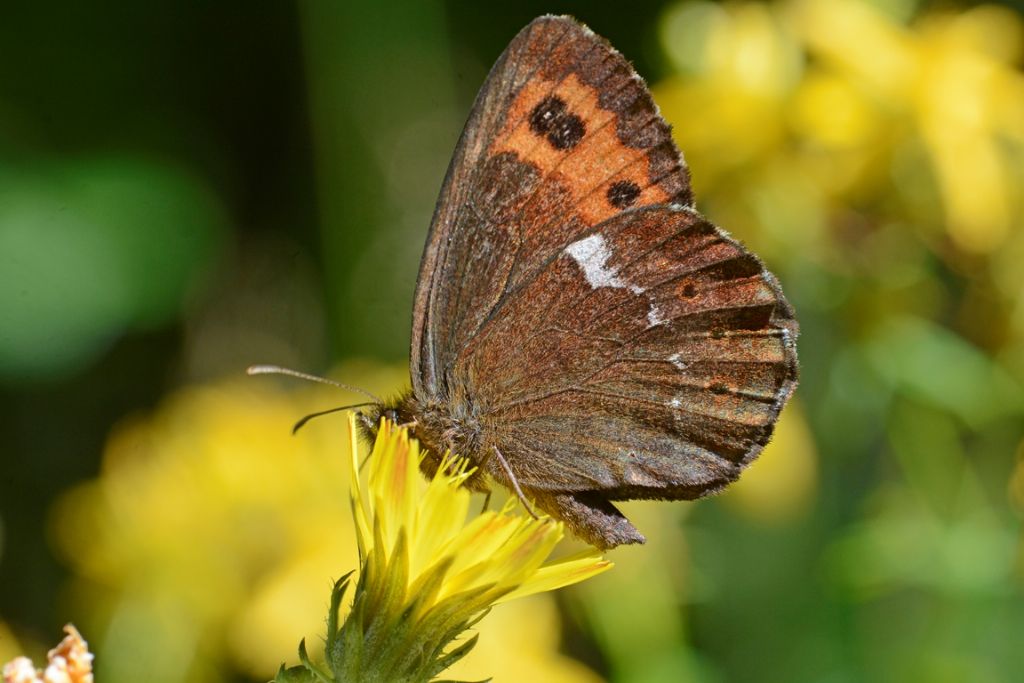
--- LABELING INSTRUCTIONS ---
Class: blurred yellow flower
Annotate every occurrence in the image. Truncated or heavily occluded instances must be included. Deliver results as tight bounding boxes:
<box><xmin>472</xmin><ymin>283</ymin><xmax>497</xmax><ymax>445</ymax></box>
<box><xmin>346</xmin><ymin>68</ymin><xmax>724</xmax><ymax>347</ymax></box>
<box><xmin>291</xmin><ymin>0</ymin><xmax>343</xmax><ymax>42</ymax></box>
<box><xmin>50</xmin><ymin>364</ymin><xmax>605</xmax><ymax>683</ymax></box>
<box><xmin>656</xmin><ymin>0</ymin><xmax>1024</xmax><ymax>259</ymax></box>
<box><xmin>790</xmin><ymin>0</ymin><xmax>1024</xmax><ymax>253</ymax></box>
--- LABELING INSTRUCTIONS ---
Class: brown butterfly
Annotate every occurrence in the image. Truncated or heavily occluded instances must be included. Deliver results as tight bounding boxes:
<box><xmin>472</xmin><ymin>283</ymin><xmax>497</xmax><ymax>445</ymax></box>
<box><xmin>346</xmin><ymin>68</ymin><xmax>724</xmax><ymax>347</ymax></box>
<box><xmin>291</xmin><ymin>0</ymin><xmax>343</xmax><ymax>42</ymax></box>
<box><xmin>350</xmin><ymin>15</ymin><xmax>796</xmax><ymax>549</ymax></box>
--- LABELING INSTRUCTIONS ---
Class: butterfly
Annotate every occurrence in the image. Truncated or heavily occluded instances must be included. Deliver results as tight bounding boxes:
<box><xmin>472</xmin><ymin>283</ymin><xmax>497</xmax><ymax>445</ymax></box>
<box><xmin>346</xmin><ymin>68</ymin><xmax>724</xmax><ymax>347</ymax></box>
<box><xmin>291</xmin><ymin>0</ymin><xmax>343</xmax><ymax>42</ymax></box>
<box><xmin>356</xmin><ymin>15</ymin><xmax>799</xmax><ymax>549</ymax></box>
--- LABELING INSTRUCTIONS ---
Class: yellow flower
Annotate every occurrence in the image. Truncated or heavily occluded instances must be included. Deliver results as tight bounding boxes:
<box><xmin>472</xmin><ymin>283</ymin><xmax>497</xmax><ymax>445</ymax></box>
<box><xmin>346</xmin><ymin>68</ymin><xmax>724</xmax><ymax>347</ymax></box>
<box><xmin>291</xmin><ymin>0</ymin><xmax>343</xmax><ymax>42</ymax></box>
<box><xmin>277</xmin><ymin>417</ymin><xmax>611</xmax><ymax>682</ymax></box>
<box><xmin>655</xmin><ymin>0</ymin><xmax>1024</xmax><ymax>264</ymax></box>
<box><xmin>789</xmin><ymin>0</ymin><xmax>1024</xmax><ymax>253</ymax></box>
<box><xmin>349</xmin><ymin>418</ymin><xmax>610</xmax><ymax>604</ymax></box>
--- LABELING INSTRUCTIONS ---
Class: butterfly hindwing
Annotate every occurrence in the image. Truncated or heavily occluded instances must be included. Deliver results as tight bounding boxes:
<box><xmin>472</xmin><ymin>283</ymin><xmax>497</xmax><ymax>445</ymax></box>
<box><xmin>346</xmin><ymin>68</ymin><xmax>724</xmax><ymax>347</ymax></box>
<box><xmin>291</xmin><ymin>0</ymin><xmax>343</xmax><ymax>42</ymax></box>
<box><xmin>458</xmin><ymin>206</ymin><xmax>798</xmax><ymax>494</ymax></box>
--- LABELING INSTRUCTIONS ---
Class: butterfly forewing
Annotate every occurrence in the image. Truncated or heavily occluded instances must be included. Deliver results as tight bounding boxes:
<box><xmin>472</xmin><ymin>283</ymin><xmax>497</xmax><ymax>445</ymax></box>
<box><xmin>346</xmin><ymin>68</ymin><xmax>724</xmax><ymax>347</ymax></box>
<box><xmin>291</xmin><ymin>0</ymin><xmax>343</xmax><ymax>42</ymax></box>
<box><xmin>413</xmin><ymin>16</ymin><xmax>695</xmax><ymax>396</ymax></box>
<box><xmin>411</xmin><ymin>17</ymin><xmax>577</xmax><ymax>396</ymax></box>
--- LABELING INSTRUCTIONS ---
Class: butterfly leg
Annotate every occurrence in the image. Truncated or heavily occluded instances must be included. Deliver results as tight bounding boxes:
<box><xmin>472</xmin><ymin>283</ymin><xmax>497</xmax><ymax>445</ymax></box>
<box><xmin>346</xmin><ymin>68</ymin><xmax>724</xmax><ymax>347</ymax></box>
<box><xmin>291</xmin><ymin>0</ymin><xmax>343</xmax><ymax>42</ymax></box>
<box><xmin>529</xmin><ymin>490</ymin><xmax>646</xmax><ymax>550</ymax></box>
<box><xmin>492</xmin><ymin>445</ymin><xmax>539</xmax><ymax>519</ymax></box>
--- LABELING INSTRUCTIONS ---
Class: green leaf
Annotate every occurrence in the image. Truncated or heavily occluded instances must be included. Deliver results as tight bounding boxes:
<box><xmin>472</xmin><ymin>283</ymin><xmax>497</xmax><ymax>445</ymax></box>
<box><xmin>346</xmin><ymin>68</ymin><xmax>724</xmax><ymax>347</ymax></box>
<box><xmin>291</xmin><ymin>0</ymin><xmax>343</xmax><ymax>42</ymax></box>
<box><xmin>0</xmin><ymin>157</ymin><xmax>226</xmax><ymax>380</ymax></box>
<box><xmin>864</xmin><ymin>316</ymin><xmax>1024</xmax><ymax>427</ymax></box>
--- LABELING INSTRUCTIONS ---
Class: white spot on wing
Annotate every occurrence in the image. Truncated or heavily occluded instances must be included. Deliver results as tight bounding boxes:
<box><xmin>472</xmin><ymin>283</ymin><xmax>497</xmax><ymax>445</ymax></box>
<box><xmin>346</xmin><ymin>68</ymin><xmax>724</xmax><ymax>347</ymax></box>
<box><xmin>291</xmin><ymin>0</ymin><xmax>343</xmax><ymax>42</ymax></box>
<box><xmin>647</xmin><ymin>303</ymin><xmax>666</xmax><ymax>328</ymax></box>
<box><xmin>781</xmin><ymin>326</ymin><xmax>795</xmax><ymax>349</ymax></box>
<box><xmin>668</xmin><ymin>352</ymin><xmax>688</xmax><ymax>370</ymax></box>
<box><xmin>565</xmin><ymin>234</ymin><xmax>643</xmax><ymax>293</ymax></box>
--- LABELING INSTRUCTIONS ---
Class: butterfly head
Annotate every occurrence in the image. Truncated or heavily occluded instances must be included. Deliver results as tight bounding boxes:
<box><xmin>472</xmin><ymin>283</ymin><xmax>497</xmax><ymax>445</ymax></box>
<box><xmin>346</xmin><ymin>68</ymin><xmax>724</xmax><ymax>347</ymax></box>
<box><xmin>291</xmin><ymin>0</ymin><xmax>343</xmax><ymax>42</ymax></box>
<box><xmin>354</xmin><ymin>393</ymin><xmax>417</xmax><ymax>444</ymax></box>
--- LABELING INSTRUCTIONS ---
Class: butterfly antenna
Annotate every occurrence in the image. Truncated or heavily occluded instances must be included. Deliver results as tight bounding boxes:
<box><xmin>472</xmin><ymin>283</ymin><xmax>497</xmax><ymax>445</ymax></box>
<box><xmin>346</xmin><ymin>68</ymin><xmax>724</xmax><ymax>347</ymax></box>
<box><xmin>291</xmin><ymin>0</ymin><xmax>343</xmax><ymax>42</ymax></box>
<box><xmin>291</xmin><ymin>402</ymin><xmax>378</xmax><ymax>434</ymax></box>
<box><xmin>246</xmin><ymin>364</ymin><xmax>383</xmax><ymax>405</ymax></box>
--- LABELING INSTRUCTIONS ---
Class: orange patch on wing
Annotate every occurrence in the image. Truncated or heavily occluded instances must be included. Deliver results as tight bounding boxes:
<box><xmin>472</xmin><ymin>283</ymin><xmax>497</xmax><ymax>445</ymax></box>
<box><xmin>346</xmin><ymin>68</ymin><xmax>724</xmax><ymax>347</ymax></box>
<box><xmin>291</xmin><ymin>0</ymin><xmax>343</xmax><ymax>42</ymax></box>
<box><xmin>494</xmin><ymin>75</ymin><xmax>598</xmax><ymax>171</ymax></box>
<box><xmin>491</xmin><ymin>73</ymin><xmax>672</xmax><ymax>225</ymax></box>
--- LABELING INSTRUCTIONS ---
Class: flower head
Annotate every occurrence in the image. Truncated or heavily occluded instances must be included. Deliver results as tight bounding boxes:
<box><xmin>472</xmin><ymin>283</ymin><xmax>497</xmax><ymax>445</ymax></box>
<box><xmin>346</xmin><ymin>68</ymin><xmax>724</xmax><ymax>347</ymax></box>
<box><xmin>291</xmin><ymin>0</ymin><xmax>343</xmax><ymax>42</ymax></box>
<box><xmin>277</xmin><ymin>416</ymin><xmax>611</xmax><ymax>682</ymax></box>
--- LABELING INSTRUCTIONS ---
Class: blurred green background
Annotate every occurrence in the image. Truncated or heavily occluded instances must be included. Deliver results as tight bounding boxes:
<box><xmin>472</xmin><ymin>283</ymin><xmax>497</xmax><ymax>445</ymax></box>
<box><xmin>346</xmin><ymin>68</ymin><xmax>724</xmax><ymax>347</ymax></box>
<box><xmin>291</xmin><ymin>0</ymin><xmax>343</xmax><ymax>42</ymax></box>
<box><xmin>2</xmin><ymin>0</ymin><xmax>1024</xmax><ymax>681</ymax></box>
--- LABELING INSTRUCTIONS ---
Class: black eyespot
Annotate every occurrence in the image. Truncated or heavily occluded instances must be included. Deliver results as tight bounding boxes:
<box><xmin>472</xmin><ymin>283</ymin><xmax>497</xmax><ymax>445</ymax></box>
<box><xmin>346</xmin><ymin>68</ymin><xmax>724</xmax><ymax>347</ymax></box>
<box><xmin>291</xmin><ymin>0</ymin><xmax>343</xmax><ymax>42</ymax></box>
<box><xmin>529</xmin><ymin>96</ymin><xmax>567</xmax><ymax>135</ymax></box>
<box><xmin>682</xmin><ymin>283</ymin><xmax>697</xmax><ymax>298</ymax></box>
<box><xmin>607</xmin><ymin>180</ymin><xmax>641</xmax><ymax>208</ymax></box>
<box><xmin>547</xmin><ymin>113</ymin><xmax>585</xmax><ymax>149</ymax></box>
<box><xmin>528</xmin><ymin>95</ymin><xmax>586</xmax><ymax>150</ymax></box>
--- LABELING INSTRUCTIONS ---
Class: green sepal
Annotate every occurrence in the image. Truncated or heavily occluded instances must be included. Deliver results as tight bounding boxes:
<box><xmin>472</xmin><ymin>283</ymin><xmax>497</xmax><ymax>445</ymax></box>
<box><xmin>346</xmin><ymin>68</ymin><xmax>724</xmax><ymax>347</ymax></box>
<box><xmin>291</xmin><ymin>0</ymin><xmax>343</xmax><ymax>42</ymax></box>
<box><xmin>431</xmin><ymin>633</ymin><xmax>479</xmax><ymax>675</ymax></box>
<box><xmin>297</xmin><ymin>638</ymin><xmax>333</xmax><ymax>682</ymax></box>
<box><xmin>378</xmin><ymin>557</ymin><xmax>457</xmax><ymax>678</ymax></box>
<box><xmin>417</xmin><ymin>585</ymin><xmax>506</xmax><ymax>670</ymax></box>
<box><xmin>362</xmin><ymin>531</ymin><xmax>410</xmax><ymax>656</ymax></box>
<box><xmin>272</xmin><ymin>663</ymin><xmax>320</xmax><ymax>683</ymax></box>
<box><xmin>327</xmin><ymin>571</ymin><xmax>355</xmax><ymax>642</ymax></box>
